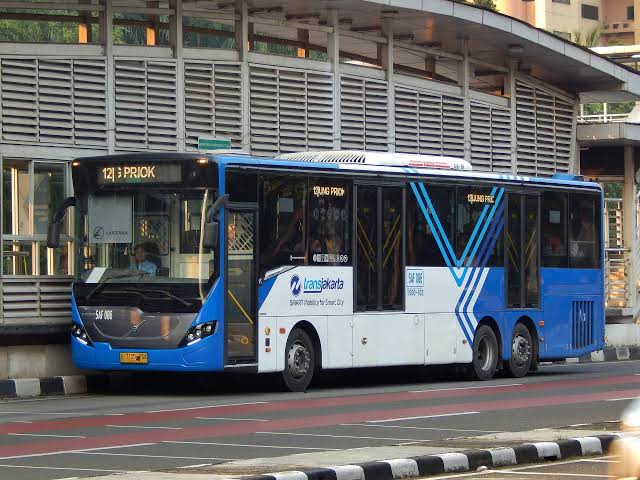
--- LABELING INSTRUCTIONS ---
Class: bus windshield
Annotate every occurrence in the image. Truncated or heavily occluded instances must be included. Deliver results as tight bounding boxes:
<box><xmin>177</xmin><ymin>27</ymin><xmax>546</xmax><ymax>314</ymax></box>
<box><xmin>76</xmin><ymin>189</ymin><xmax>216</xmax><ymax>287</ymax></box>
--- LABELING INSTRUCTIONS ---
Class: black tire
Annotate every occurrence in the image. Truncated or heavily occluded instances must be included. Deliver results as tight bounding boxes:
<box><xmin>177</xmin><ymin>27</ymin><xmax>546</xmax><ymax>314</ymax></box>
<box><xmin>282</xmin><ymin>328</ymin><xmax>315</xmax><ymax>392</ymax></box>
<box><xmin>507</xmin><ymin>323</ymin><xmax>533</xmax><ymax>378</ymax></box>
<box><xmin>470</xmin><ymin>325</ymin><xmax>499</xmax><ymax>381</ymax></box>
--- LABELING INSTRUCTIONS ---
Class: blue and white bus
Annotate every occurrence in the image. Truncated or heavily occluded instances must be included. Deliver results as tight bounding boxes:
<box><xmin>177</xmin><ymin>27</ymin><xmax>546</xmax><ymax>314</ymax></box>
<box><xmin>48</xmin><ymin>151</ymin><xmax>604</xmax><ymax>391</ymax></box>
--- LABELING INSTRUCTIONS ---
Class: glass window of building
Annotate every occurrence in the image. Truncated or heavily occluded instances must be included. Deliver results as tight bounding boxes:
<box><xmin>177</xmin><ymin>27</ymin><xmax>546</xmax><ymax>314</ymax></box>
<box><xmin>2</xmin><ymin>159</ymin><xmax>71</xmax><ymax>276</ymax></box>
<box><xmin>581</xmin><ymin>4</ymin><xmax>599</xmax><ymax>20</ymax></box>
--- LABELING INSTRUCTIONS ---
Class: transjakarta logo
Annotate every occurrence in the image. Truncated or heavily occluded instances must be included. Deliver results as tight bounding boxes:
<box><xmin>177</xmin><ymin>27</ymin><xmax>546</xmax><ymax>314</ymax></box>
<box><xmin>290</xmin><ymin>275</ymin><xmax>302</xmax><ymax>297</ymax></box>
<box><xmin>290</xmin><ymin>274</ymin><xmax>344</xmax><ymax>294</ymax></box>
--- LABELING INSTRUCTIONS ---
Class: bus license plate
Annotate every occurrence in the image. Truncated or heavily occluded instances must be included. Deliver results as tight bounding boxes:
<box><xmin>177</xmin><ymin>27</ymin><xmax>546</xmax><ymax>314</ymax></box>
<box><xmin>120</xmin><ymin>352</ymin><xmax>148</xmax><ymax>364</ymax></box>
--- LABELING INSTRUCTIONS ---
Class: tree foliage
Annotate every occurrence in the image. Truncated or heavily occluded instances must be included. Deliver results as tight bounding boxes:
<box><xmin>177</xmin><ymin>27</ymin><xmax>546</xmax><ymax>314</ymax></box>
<box><xmin>472</xmin><ymin>0</ymin><xmax>498</xmax><ymax>11</ymax></box>
<box><xmin>573</xmin><ymin>24</ymin><xmax>602</xmax><ymax>47</ymax></box>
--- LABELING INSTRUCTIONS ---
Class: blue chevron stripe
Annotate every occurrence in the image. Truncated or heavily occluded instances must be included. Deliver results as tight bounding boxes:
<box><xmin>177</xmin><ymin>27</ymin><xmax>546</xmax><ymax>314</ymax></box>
<box><xmin>410</xmin><ymin>183</ymin><xmax>455</xmax><ymax>268</ymax></box>
<box><xmin>455</xmin><ymin>202</ymin><xmax>505</xmax><ymax>340</ymax></box>
<box><xmin>460</xmin><ymin>205</ymin><xmax>505</xmax><ymax>336</ymax></box>
<box><xmin>459</xmin><ymin>187</ymin><xmax>497</xmax><ymax>265</ymax></box>
<box><xmin>412</xmin><ymin>184</ymin><xmax>504</xmax><ymax>286</ymax></box>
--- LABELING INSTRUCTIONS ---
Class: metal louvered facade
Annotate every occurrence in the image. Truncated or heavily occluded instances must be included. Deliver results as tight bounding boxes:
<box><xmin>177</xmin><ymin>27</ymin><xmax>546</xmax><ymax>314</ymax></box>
<box><xmin>395</xmin><ymin>86</ymin><xmax>465</xmax><ymax>158</ymax></box>
<box><xmin>515</xmin><ymin>78</ymin><xmax>574</xmax><ymax>176</ymax></box>
<box><xmin>249</xmin><ymin>65</ymin><xmax>334</xmax><ymax>156</ymax></box>
<box><xmin>1</xmin><ymin>57</ymin><xmax>107</xmax><ymax>147</ymax></box>
<box><xmin>0</xmin><ymin>54</ymin><xmax>579</xmax><ymax>177</ymax></box>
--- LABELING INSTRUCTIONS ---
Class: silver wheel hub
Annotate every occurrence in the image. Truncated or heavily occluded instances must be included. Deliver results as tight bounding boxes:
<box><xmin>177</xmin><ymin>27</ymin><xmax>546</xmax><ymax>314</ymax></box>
<box><xmin>477</xmin><ymin>336</ymin><xmax>494</xmax><ymax>372</ymax></box>
<box><xmin>287</xmin><ymin>341</ymin><xmax>310</xmax><ymax>379</ymax></box>
<box><xmin>512</xmin><ymin>334</ymin><xmax>531</xmax><ymax>368</ymax></box>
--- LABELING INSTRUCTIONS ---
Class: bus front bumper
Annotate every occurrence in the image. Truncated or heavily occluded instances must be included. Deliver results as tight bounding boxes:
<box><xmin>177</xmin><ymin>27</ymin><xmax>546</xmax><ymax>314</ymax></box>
<box><xmin>71</xmin><ymin>334</ymin><xmax>224</xmax><ymax>372</ymax></box>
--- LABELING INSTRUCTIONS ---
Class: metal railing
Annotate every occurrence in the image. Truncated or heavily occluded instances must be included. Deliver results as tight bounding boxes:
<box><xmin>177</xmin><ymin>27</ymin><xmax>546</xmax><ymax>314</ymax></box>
<box><xmin>577</xmin><ymin>112</ymin><xmax>630</xmax><ymax>124</ymax></box>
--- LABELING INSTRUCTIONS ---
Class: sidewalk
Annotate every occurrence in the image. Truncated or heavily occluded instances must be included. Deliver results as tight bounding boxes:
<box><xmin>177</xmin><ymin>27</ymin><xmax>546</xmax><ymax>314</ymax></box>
<box><xmin>94</xmin><ymin>426</ymin><xmax>621</xmax><ymax>480</ymax></box>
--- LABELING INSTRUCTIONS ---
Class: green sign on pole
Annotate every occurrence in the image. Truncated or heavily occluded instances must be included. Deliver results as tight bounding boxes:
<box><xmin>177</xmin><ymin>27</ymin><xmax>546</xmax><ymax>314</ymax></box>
<box><xmin>198</xmin><ymin>137</ymin><xmax>231</xmax><ymax>151</ymax></box>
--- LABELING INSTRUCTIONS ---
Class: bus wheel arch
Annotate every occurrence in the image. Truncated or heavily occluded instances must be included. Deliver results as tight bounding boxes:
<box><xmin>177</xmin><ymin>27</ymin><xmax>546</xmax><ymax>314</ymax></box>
<box><xmin>470</xmin><ymin>318</ymin><xmax>500</xmax><ymax>381</ymax></box>
<box><xmin>476</xmin><ymin>316</ymin><xmax>502</xmax><ymax>364</ymax></box>
<box><xmin>507</xmin><ymin>316</ymin><xmax>537</xmax><ymax>377</ymax></box>
<box><xmin>281</xmin><ymin>321</ymin><xmax>321</xmax><ymax>392</ymax></box>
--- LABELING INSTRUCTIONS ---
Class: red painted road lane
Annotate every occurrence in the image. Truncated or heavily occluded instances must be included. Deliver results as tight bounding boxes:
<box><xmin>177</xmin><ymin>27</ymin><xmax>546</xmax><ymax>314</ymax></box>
<box><xmin>1</xmin><ymin>386</ymin><xmax>639</xmax><ymax>459</ymax></box>
<box><xmin>1</xmin><ymin>374</ymin><xmax>638</xmax><ymax>436</ymax></box>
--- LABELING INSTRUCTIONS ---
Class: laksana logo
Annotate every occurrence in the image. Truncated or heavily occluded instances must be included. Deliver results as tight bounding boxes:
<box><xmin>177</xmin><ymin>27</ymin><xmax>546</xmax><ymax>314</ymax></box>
<box><xmin>290</xmin><ymin>274</ymin><xmax>344</xmax><ymax>295</ymax></box>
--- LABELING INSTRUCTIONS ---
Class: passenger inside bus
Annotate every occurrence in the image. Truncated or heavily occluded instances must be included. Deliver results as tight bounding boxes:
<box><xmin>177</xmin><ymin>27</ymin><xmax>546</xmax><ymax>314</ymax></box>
<box><xmin>130</xmin><ymin>244</ymin><xmax>157</xmax><ymax>276</ymax></box>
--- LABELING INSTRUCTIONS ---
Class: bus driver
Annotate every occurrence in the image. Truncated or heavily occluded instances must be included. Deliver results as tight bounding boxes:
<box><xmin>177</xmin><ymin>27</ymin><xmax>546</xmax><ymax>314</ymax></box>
<box><xmin>130</xmin><ymin>244</ymin><xmax>157</xmax><ymax>276</ymax></box>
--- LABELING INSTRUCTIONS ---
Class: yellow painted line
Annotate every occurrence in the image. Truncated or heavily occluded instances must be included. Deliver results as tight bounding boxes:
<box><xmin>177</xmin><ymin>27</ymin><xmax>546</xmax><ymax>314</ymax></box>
<box><xmin>227</xmin><ymin>289</ymin><xmax>254</xmax><ymax>325</ymax></box>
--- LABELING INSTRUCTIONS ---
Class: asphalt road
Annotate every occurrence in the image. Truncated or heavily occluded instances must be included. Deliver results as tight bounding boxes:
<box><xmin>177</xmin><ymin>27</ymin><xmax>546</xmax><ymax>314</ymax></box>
<box><xmin>0</xmin><ymin>360</ymin><xmax>639</xmax><ymax>480</ymax></box>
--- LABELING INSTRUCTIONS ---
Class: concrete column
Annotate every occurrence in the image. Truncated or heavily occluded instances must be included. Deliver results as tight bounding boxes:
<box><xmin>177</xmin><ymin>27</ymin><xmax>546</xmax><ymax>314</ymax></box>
<box><xmin>170</xmin><ymin>0</ymin><xmax>185</xmax><ymax>152</ymax></box>
<box><xmin>623</xmin><ymin>145</ymin><xmax>637</xmax><ymax>310</ymax></box>
<box><xmin>382</xmin><ymin>22</ymin><xmax>395</xmax><ymax>153</ymax></box>
<box><xmin>327</xmin><ymin>9</ymin><xmax>341</xmax><ymax>150</ymax></box>
<box><xmin>102</xmin><ymin>0</ymin><xmax>115</xmax><ymax>154</ymax></box>
<box><xmin>461</xmin><ymin>38</ymin><xmax>471</xmax><ymax>164</ymax></box>
<box><xmin>236</xmin><ymin>0</ymin><xmax>251</xmax><ymax>152</ymax></box>
<box><xmin>507</xmin><ymin>58</ymin><xmax>518</xmax><ymax>174</ymax></box>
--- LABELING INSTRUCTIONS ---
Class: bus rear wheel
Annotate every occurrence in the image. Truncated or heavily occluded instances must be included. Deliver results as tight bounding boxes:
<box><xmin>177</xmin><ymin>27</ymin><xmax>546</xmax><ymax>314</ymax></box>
<box><xmin>470</xmin><ymin>325</ymin><xmax>499</xmax><ymax>381</ymax></box>
<box><xmin>507</xmin><ymin>323</ymin><xmax>532</xmax><ymax>378</ymax></box>
<box><xmin>282</xmin><ymin>328</ymin><xmax>315</xmax><ymax>392</ymax></box>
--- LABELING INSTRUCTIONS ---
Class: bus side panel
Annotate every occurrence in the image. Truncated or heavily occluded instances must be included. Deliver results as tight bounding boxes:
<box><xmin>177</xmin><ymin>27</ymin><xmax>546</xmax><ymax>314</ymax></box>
<box><xmin>539</xmin><ymin>267</ymin><xmax>604</xmax><ymax>359</ymax></box>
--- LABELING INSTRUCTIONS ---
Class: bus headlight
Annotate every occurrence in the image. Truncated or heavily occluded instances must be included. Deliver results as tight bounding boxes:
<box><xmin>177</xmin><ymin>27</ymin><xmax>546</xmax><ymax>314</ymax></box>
<box><xmin>71</xmin><ymin>324</ymin><xmax>93</xmax><ymax>346</ymax></box>
<box><xmin>180</xmin><ymin>321</ymin><xmax>217</xmax><ymax>347</ymax></box>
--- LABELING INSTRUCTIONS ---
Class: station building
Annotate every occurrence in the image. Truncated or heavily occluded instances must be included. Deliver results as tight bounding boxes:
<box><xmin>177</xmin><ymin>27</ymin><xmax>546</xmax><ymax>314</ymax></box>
<box><xmin>0</xmin><ymin>0</ymin><xmax>638</xmax><ymax>379</ymax></box>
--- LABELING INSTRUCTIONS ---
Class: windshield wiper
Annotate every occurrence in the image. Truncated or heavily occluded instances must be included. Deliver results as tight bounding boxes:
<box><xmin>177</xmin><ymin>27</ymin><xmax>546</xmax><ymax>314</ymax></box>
<box><xmin>85</xmin><ymin>271</ymin><xmax>147</xmax><ymax>302</ymax></box>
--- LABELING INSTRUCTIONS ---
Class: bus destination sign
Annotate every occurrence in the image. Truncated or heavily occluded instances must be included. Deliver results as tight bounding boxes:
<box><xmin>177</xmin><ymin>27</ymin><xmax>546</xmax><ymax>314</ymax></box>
<box><xmin>98</xmin><ymin>163</ymin><xmax>181</xmax><ymax>185</ymax></box>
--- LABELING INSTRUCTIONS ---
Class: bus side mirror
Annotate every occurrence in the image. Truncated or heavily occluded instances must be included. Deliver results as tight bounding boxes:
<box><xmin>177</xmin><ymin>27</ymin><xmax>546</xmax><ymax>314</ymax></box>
<box><xmin>46</xmin><ymin>196</ymin><xmax>76</xmax><ymax>249</ymax></box>
<box><xmin>203</xmin><ymin>221</ymin><xmax>219</xmax><ymax>251</ymax></box>
<box><xmin>47</xmin><ymin>221</ymin><xmax>63</xmax><ymax>249</ymax></box>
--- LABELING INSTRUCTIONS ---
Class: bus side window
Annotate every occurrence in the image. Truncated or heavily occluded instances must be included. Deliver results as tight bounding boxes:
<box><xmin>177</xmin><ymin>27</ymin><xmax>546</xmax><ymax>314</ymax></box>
<box><xmin>406</xmin><ymin>183</ymin><xmax>453</xmax><ymax>267</ymax></box>
<box><xmin>308</xmin><ymin>179</ymin><xmax>351</xmax><ymax>266</ymax></box>
<box><xmin>226</xmin><ymin>171</ymin><xmax>258</xmax><ymax>203</ymax></box>
<box><xmin>569</xmin><ymin>194</ymin><xmax>601</xmax><ymax>269</ymax></box>
<box><xmin>456</xmin><ymin>186</ymin><xmax>503</xmax><ymax>266</ymax></box>
<box><xmin>542</xmin><ymin>191</ymin><xmax>568</xmax><ymax>268</ymax></box>
<box><xmin>259</xmin><ymin>175</ymin><xmax>306</xmax><ymax>275</ymax></box>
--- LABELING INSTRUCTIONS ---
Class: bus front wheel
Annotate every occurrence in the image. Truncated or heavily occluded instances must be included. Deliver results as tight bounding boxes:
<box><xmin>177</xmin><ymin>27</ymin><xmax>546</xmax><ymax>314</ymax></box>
<box><xmin>507</xmin><ymin>323</ymin><xmax>532</xmax><ymax>377</ymax></box>
<box><xmin>470</xmin><ymin>325</ymin><xmax>499</xmax><ymax>381</ymax></box>
<box><xmin>282</xmin><ymin>328</ymin><xmax>315</xmax><ymax>392</ymax></box>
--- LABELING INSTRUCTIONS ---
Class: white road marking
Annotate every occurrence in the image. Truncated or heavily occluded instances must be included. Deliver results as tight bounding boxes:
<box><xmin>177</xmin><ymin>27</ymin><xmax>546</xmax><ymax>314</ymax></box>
<box><xmin>367</xmin><ymin>411</ymin><xmax>480</xmax><ymax>423</ymax></box>
<box><xmin>177</xmin><ymin>463</ymin><xmax>211</xmax><ymax>468</ymax></box>
<box><xmin>0</xmin><ymin>412</ymin><xmax>89</xmax><ymax>416</ymax></box>
<box><xmin>410</xmin><ymin>384</ymin><xmax>522</xmax><ymax>393</ymax></box>
<box><xmin>104</xmin><ymin>413</ymin><xmax>125</xmax><ymax>416</ymax></box>
<box><xmin>489</xmin><ymin>471</ymin><xmax>606</xmax><ymax>477</ymax></box>
<box><xmin>341</xmin><ymin>423</ymin><xmax>502</xmax><ymax>433</ymax></box>
<box><xmin>146</xmin><ymin>401</ymin><xmax>267</xmax><ymax>414</ymax></box>
<box><xmin>0</xmin><ymin>464</ymin><xmax>136</xmax><ymax>473</ymax></box>
<box><xmin>105</xmin><ymin>424</ymin><xmax>182</xmax><ymax>430</ymax></box>
<box><xmin>0</xmin><ymin>442</ymin><xmax>156</xmax><ymax>460</ymax></box>
<box><xmin>256</xmin><ymin>431</ymin><xmax>431</xmax><ymax>442</ymax></box>
<box><xmin>582</xmin><ymin>459</ymin><xmax>618</xmax><ymax>463</ymax></box>
<box><xmin>606</xmin><ymin>397</ymin><xmax>638</xmax><ymax>402</ymax></box>
<box><xmin>8</xmin><ymin>433</ymin><xmax>87</xmax><ymax>439</ymax></box>
<box><xmin>195</xmin><ymin>417</ymin><xmax>269</xmax><ymax>422</ymax></box>
<box><xmin>10</xmin><ymin>421</ymin><xmax>33</xmax><ymax>424</ymax></box>
<box><xmin>77</xmin><ymin>452</ymin><xmax>234</xmax><ymax>461</ymax></box>
<box><xmin>163</xmin><ymin>441</ymin><xmax>338</xmax><ymax>451</ymax></box>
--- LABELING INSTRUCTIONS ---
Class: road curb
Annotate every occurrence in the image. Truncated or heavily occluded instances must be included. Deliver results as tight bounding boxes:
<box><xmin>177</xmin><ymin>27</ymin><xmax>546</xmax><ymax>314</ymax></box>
<box><xmin>239</xmin><ymin>435</ymin><xmax>620</xmax><ymax>480</ymax></box>
<box><xmin>0</xmin><ymin>375</ymin><xmax>87</xmax><ymax>398</ymax></box>
<box><xmin>544</xmin><ymin>346</ymin><xmax>640</xmax><ymax>365</ymax></box>
<box><xmin>0</xmin><ymin>346</ymin><xmax>638</xmax><ymax>398</ymax></box>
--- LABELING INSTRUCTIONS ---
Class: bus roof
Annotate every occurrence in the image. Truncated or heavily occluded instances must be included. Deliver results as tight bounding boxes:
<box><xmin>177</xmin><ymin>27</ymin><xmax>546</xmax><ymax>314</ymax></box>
<box><xmin>214</xmin><ymin>154</ymin><xmax>601</xmax><ymax>191</ymax></box>
<box><xmin>72</xmin><ymin>152</ymin><xmax>600</xmax><ymax>191</ymax></box>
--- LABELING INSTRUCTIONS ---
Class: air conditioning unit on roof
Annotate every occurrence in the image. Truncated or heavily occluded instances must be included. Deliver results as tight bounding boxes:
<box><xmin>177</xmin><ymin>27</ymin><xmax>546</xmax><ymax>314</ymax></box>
<box><xmin>275</xmin><ymin>150</ymin><xmax>472</xmax><ymax>171</ymax></box>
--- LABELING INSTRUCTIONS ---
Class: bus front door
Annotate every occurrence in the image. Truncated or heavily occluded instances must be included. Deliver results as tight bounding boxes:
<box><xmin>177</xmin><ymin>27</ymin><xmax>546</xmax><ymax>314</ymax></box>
<box><xmin>225</xmin><ymin>208</ymin><xmax>258</xmax><ymax>365</ymax></box>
